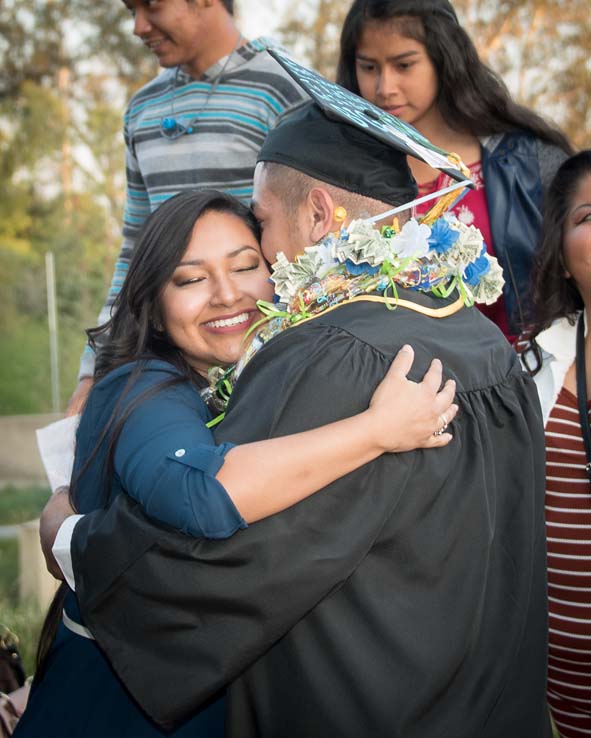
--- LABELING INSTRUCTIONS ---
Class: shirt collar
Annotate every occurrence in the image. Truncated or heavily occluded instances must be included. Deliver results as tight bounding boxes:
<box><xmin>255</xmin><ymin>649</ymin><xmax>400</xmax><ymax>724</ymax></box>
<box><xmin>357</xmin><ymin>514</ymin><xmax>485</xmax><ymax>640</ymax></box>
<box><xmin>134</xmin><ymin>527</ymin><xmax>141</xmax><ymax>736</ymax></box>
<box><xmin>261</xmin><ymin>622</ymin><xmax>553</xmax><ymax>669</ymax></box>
<box><xmin>536</xmin><ymin>312</ymin><xmax>586</xmax><ymax>362</ymax></box>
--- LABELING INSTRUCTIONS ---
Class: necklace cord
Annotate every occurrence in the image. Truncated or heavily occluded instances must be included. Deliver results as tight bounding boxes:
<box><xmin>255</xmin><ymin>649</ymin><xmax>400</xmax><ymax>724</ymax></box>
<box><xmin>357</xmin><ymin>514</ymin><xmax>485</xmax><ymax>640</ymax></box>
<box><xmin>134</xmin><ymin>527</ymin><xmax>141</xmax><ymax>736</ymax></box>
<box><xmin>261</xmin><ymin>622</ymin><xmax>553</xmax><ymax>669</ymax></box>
<box><xmin>161</xmin><ymin>30</ymin><xmax>243</xmax><ymax>138</ymax></box>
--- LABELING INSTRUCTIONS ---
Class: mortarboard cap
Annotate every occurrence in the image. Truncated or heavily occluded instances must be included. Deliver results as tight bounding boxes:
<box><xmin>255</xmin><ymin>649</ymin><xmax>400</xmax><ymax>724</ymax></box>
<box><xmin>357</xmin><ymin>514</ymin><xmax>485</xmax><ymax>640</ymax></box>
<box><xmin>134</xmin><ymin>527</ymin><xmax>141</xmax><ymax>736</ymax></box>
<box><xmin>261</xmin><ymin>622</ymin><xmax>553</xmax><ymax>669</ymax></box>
<box><xmin>258</xmin><ymin>48</ymin><xmax>472</xmax><ymax>208</ymax></box>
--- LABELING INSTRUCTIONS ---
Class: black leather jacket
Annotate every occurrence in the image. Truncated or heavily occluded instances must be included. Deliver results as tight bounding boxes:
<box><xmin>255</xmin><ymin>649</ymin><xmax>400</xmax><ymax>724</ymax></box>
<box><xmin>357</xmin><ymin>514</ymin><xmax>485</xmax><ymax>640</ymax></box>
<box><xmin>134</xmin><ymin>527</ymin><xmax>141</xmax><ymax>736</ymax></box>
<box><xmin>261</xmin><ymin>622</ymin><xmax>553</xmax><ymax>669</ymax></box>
<box><xmin>481</xmin><ymin>132</ymin><xmax>568</xmax><ymax>334</ymax></box>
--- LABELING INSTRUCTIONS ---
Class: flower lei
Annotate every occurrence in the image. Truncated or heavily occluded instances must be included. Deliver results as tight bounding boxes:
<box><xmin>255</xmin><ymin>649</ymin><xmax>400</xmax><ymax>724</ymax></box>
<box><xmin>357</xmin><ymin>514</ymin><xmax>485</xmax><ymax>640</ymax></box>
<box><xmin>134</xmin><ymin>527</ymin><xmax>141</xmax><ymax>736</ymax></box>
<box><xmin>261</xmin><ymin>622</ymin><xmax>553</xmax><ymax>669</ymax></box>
<box><xmin>205</xmin><ymin>212</ymin><xmax>504</xmax><ymax>422</ymax></box>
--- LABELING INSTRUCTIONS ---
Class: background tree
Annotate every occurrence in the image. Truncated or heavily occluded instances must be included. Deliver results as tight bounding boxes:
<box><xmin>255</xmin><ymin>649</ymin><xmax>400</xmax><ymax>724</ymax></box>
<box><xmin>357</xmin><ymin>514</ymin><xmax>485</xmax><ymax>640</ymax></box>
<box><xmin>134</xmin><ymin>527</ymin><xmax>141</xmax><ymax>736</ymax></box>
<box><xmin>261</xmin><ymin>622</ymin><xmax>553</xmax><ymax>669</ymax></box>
<box><xmin>278</xmin><ymin>0</ymin><xmax>345</xmax><ymax>79</ymax></box>
<box><xmin>454</xmin><ymin>0</ymin><xmax>590</xmax><ymax>148</ymax></box>
<box><xmin>0</xmin><ymin>0</ymin><xmax>156</xmax><ymax>413</ymax></box>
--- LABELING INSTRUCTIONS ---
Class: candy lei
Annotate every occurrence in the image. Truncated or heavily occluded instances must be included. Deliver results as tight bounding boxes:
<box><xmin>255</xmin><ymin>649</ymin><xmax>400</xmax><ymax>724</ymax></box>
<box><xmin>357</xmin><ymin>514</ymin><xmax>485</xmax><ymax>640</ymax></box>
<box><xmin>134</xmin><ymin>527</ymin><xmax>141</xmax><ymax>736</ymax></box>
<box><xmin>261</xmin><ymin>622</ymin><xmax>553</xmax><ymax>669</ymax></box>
<box><xmin>204</xmin><ymin>212</ymin><xmax>504</xmax><ymax>422</ymax></box>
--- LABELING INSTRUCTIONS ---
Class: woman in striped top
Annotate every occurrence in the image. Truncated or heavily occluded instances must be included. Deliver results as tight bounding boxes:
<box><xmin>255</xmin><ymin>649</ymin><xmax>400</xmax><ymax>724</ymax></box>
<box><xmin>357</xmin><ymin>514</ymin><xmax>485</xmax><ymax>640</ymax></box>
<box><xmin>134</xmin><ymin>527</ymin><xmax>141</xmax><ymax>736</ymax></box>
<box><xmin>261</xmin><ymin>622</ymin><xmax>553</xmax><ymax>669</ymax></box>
<box><xmin>520</xmin><ymin>150</ymin><xmax>591</xmax><ymax>737</ymax></box>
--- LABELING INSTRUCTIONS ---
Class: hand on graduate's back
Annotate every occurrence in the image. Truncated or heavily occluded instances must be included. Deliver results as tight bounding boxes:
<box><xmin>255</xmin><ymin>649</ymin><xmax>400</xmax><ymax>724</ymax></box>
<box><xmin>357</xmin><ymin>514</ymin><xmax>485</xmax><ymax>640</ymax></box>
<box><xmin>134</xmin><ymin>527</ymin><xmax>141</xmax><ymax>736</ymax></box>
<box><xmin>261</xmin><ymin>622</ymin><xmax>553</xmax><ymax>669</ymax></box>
<box><xmin>39</xmin><ymin>486</ymin><xmax>75</xmax><ymax>580</ymax></box>
<box><xmin>368</xmin><ymin>345</ymin><xmax>458</xmax><ymax>452</ymax></box>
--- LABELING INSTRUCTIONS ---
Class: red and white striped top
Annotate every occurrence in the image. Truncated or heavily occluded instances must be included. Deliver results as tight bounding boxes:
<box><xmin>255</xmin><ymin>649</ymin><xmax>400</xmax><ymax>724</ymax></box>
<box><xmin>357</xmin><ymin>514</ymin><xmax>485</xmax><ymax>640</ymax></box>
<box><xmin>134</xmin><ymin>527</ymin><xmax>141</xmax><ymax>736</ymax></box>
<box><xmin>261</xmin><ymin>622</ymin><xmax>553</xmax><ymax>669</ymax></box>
<box><xmin>545</xmin><ymin>386</ymin><xmax>591</xmax><ymax>737</ymax></box>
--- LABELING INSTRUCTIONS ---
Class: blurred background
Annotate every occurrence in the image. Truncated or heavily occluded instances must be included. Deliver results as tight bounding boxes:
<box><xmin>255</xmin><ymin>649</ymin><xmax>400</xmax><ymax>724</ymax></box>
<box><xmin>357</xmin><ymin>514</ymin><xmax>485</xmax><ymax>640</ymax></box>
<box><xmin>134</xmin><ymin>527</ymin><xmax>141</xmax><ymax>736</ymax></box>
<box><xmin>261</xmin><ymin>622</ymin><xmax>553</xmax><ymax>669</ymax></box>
<box><xmin>0</xmin><ymin>0</ymin><xmax>589</xmax><ymax>676</ymax></box>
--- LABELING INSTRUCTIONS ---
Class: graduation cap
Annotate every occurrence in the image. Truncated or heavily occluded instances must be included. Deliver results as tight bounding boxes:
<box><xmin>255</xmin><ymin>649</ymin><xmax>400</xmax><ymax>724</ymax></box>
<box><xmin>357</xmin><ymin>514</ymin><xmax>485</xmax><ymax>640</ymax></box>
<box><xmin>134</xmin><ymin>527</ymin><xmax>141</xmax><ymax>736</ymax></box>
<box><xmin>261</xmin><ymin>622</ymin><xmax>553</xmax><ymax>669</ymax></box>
<box><xmin>259</xmin><ymin>48</ymin><xmax>473</xmax><ymax>215</ymax></box>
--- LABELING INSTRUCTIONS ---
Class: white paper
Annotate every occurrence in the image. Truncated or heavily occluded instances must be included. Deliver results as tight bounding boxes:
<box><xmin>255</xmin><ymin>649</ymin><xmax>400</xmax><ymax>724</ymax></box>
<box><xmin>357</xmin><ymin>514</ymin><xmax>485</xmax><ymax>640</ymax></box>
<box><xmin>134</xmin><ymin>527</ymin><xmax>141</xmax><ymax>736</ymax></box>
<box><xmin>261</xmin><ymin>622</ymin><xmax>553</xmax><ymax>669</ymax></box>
<box><xmin>35</xmin><ymin>415</ymin><xmax>80</xmax><ymax>493</ymax></box>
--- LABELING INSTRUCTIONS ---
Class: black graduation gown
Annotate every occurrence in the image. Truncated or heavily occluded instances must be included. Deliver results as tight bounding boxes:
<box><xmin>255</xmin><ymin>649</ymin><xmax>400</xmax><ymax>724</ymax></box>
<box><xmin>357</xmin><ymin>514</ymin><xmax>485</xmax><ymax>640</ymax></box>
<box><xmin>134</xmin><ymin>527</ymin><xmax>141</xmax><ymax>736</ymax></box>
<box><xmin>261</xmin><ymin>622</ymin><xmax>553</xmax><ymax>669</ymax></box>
<box><xmin>72</xmin><ymin>290</ymin><xmax>551</xmax><ymax>738</ymax></box>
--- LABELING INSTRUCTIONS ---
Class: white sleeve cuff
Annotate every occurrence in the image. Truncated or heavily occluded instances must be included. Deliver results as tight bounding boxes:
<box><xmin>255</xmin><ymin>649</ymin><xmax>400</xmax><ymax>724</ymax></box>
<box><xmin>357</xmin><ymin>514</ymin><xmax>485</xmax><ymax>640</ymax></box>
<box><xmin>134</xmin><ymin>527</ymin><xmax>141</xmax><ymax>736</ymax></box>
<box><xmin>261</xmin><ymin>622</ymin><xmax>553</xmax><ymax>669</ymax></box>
<box><xmin>52</xmin><ymin>514</ymin><xmax>84</xmax><ymax>591</ymax></box>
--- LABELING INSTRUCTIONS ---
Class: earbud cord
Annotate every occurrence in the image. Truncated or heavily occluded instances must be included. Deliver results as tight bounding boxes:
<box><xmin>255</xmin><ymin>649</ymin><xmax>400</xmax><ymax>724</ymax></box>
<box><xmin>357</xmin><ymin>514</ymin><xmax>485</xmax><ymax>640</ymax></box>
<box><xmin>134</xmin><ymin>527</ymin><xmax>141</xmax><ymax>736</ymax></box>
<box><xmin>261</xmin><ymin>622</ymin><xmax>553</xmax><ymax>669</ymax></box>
<box><xmin>166</xmin><ymin>30</ymin><xmax>243</xmax><ymax>136</ymax></box>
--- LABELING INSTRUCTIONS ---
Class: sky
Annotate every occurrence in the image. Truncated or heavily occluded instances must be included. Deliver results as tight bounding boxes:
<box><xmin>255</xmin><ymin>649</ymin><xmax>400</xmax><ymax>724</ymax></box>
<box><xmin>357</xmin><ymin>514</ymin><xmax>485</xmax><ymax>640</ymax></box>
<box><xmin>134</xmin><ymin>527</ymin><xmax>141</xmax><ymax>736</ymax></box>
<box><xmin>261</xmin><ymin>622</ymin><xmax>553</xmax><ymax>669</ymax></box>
<box><xmin>237</xmin><ymin>0</ymin><xmax>283</xmax><ymax>40</ymax></box>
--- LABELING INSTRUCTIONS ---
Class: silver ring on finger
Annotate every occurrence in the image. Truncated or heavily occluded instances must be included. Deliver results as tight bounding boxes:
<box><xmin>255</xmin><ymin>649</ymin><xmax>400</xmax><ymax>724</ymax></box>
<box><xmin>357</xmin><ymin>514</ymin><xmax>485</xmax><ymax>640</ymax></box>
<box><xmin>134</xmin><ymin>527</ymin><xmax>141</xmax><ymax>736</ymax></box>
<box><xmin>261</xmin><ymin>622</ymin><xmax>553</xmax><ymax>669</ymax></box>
<box><xmin>433</xmin><ymin>414</ymin><xmax>449</xmax><ymax>437</ymax></box>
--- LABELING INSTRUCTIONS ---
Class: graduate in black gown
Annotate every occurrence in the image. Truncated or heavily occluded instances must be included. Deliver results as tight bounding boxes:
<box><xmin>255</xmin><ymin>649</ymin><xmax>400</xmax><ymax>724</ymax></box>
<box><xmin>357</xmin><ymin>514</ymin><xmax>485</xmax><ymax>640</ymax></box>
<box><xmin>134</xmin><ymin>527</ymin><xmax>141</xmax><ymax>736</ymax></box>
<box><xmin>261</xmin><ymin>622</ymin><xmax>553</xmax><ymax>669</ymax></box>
<box><xmin>46</xmin><ymin>55</ymin><xmax>551</xmax><ymax>738</ymax></box>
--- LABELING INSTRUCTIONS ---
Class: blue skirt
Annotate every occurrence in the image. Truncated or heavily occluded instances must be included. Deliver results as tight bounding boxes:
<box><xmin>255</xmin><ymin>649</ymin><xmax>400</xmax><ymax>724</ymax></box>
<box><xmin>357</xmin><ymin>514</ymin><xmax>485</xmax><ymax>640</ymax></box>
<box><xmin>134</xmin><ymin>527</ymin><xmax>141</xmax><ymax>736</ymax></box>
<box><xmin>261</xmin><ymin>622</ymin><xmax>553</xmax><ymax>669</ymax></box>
<box><xmin>14</xmin><ymin>615</ymin><xmax>225</xmax><ymax>738</ymax></box>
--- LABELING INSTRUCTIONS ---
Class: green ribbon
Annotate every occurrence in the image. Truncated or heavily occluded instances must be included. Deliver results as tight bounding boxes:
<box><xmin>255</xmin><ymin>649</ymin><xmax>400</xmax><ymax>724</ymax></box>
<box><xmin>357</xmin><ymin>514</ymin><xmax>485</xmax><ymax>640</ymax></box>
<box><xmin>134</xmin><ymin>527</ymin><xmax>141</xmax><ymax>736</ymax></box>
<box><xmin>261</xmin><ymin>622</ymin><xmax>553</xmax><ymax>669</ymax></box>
<box><xmin>243</xmin><ymin>300</ymin><xmax>289</xmax><ymax>340</ymax></box>
<box><xmin>379</xmin><ymin>258</ymin><xmax>415</xmax><ymax>309</ymax></box>
<box><xmin>432</xmin><ymin>276</ymin><xmax>458</xmax><ymax>299</ymax></box>
<box><xmin>206</xmin><ymin>412</ymin><xmax>225</xmax><ymax>429</ymax></box>
<box><xmin>457</xmin><ymin>277</ymin><xmax>475</xmax><ymax>307</ymax></box>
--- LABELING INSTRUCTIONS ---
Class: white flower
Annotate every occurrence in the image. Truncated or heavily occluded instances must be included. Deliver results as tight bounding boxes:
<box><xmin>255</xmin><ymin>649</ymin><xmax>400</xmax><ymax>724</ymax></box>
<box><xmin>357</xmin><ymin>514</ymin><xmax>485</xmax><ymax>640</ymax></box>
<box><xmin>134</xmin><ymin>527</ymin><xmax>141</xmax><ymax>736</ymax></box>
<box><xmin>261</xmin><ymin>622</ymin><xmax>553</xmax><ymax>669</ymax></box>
<box><xmin>457</xmin><ymin>205</ymin><xmax>474</xmax><ymax>226</ymax></box>
<box><xmin>390</xmin><ymin>219</ymin><xmax>431</xmax><ymax>259</ymax></box>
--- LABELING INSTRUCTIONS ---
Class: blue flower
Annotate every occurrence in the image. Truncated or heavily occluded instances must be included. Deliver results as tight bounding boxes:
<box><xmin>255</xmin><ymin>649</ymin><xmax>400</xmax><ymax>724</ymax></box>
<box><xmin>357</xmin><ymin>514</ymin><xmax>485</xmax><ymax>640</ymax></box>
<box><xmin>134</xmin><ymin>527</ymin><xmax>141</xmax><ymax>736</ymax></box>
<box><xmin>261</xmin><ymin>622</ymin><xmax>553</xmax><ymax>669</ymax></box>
<box><xmin>428</xmin><ymin>219</ymin><xmax>459</xmax><ymax>254</ymax></box>
<box><xmin>463</xmin><ymin>255</ymin><xmax>490</xmax><ymax>286</ymax></box>
<box><xmin>345</xmin><ymin>259</ymin><xmax>380</xmax><ymax>276</ymax></box>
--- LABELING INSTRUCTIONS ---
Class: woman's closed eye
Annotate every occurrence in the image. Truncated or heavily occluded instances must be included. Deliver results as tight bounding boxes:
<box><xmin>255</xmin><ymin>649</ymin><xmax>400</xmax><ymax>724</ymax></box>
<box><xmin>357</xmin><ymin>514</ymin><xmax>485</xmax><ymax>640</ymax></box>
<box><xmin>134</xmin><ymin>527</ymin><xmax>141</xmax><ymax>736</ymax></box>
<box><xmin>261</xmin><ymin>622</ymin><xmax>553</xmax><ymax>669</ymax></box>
<box><xmin>234</xmin><ymin>263</ymin><xmax>261</xmax><ymax>273</ymax></box>
<box><xmin>174</xmin><ymin>260</ymin><xmax>261</xmax><ymax>286</ymax></box>
<box><xmin>178</xmin><ymin>275</ymin><xmax>206</xmax><ymax>287</ymax></box>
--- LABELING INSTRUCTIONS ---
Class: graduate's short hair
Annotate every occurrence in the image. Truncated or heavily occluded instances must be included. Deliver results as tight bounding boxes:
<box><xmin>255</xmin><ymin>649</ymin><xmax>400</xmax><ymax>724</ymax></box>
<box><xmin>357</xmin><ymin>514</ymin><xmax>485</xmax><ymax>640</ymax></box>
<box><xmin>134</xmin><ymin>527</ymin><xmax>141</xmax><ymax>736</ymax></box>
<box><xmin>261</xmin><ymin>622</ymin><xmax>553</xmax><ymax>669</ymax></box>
<box><xmin>261</xmin><ymin>162</ymin><xmax>402</xmax><ymax>222</ymax></box>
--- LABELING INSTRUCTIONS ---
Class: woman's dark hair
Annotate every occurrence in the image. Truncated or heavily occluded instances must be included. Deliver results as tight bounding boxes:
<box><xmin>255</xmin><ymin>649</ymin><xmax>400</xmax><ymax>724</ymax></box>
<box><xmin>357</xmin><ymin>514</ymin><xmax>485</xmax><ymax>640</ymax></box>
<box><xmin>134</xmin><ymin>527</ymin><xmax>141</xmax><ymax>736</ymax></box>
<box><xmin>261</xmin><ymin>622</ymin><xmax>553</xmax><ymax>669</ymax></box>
<box><xmin>35</xmin><ymin>189</ymin><xmax>260</xmax><ymax>675</ymax></box>
<box><xmin>522</xmin><ymin>150</ymin><xmax>590</xmax><ymax>374</ymax></box>
<box><xmin>337</xmin><ymin>0</ymin><xmax>572</xmax><ymax>152</ymax></box>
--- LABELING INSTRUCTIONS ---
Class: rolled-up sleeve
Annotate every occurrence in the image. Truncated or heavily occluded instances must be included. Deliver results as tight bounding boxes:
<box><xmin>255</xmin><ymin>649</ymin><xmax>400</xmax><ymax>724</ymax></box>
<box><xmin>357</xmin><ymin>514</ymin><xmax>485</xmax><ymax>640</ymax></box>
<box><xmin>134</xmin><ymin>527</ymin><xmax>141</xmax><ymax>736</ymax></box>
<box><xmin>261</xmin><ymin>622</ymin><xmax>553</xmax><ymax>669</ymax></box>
<box><xmin>113</xmin><ymin>380</ymin><xmax>246</xmax><ymax>539</ymax></box>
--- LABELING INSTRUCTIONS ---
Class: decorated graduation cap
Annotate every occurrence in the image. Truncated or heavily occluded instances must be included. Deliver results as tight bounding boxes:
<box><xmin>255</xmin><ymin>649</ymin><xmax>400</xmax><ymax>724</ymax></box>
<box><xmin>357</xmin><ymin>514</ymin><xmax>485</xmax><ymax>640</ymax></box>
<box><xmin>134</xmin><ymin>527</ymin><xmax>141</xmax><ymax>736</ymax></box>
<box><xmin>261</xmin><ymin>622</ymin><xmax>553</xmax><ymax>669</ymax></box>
<box><xmin>259</xmin><ymin>48</ymin><xmax>473</xmax><ymax>221</ymax></box>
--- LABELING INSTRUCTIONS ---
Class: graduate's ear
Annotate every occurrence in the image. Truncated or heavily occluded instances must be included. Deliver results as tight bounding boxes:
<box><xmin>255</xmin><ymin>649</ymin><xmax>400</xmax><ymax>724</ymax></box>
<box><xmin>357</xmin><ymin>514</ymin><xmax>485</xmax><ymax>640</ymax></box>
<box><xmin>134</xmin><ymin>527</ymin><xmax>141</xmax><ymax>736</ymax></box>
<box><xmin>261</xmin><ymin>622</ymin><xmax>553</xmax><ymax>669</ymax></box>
<box><xmin>307</xmin><ymin>187</ymin><xmax>335</xmax><ymax>243</ymax></box>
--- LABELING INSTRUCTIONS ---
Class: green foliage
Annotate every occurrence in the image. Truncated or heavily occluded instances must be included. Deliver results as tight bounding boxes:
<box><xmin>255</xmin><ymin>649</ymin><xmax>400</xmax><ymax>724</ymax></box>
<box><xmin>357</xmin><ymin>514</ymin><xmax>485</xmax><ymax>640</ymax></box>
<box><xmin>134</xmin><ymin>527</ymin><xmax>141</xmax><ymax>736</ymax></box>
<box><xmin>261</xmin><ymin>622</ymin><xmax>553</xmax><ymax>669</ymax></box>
<box><xmin>0</xmin><ymin>485</ymin><xmax>50</xmax><ymax>526</ymax></box>
<box><xmin>0</xmin><ymin>318</ymin><xmax>55</xmax><ymax>413</ymax></box>
<box><xmin>0</xmin><ymin>485</ymin><xmax>51</xmax><ymax>677</ymax></box>
<box><xmin>0</xmin><ymin>0</ymin><xmax>152</xmax><ymax>414</ymax></box>
<box><xmin>0</xmin><ymin>540</ymin><xmax>19</xmax><ymax>604</ymax></box>
<box><xmin>0</xmin><ymin>596</ymin><xmax>45</xmax><ymax>678</ymax></box>
<box><xmin>0</xmin><ymin>185</ymin><xmax>117</xmax><ymax>412</ymax></box>
<box><xmin>0</xmin><ymin>313</ymin><xmax>97</xmax><ymax>414</ymax></box>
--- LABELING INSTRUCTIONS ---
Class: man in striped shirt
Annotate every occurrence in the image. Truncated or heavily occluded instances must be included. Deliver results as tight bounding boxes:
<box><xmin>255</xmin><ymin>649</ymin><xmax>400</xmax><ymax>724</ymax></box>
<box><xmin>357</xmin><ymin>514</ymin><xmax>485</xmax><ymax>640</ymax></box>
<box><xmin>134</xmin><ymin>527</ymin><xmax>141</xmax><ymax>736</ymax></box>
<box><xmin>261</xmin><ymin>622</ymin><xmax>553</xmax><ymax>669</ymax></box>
<box><xmin>68</xmin><ymin>0</ymin><xmax>307</xmax><ymax>411</ymax></box>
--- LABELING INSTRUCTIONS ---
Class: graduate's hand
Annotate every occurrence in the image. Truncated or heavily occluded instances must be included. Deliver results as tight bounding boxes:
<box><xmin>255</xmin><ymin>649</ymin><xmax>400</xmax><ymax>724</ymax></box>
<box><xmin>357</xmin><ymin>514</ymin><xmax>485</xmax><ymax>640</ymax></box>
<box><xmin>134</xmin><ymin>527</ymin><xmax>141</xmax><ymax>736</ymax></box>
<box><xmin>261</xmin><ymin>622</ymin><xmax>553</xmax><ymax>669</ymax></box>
<box><xmin>368</xmin><ymin>345</ymin><xmax>458</xmax><ymax>451</ymax></box>
<box><xmin>39</xmin><ymin>486</ymin><xmax>75</xmax><ymax>580</ymax></box>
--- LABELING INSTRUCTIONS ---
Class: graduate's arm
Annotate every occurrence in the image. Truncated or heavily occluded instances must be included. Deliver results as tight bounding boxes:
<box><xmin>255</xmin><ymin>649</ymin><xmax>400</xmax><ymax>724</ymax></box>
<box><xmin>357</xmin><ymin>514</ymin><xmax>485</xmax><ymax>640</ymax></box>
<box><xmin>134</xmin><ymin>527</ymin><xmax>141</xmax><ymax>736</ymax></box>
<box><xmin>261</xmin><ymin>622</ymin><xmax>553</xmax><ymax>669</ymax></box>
<box><xmin>220</xmin><ymin>344</ymin><xmax>456</xmax><ymax>522</ymax></box>
<box><xmin>72</xmin><ymin>326</ymin><xmax>422</xmax><ymax>727</ymax></box>
<box><xmin>45</xmin><ymin>348</ymin><xmax>454</xmax><ymax>579</ymax></box>
<box><xmin>111</xmin><ymin>345</ymin><xmax>456</xmax><ymax>533</ymax></box>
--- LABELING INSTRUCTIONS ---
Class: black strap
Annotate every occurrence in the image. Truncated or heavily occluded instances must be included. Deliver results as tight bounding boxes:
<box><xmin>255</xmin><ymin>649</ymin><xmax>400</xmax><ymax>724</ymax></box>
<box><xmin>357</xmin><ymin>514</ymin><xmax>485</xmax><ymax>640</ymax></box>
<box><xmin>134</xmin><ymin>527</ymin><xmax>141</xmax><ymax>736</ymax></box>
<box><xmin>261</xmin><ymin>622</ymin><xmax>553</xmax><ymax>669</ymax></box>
<box><xmin>575</xmin><ymin>313</ymin><xmax>591</xmax><ymax>482</ymax></box>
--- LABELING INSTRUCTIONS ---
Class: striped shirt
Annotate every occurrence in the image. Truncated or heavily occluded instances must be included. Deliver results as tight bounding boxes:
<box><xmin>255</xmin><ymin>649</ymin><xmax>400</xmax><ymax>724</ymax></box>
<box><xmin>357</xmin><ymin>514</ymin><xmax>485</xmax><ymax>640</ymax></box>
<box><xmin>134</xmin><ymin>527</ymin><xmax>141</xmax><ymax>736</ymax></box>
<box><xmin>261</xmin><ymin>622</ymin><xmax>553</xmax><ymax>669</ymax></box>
<box><xmin>79</xmin><ymin>38</ymin><xmax>307</xmax><ymax>377</ymax></box>
<box><xmin>545</xmin><ymin>386</ymin><xmax>591</xmax><ymax>737</ymax></box>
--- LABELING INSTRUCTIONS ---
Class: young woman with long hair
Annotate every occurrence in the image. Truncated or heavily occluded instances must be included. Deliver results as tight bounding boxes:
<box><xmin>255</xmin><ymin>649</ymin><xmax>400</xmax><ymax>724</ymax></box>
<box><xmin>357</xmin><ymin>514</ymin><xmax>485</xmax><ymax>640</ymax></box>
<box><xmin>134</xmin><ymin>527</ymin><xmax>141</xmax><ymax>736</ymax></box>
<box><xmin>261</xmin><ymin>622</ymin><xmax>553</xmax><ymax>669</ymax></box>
<box><xmin>337</xmin><ymin>0</ymin><xmax>573</xmax><ymax>340</ymax></box>
<box><xmin>520</xmin><ymin>150</ymin><xmax>591</xmax><ymax>738</ymax></box>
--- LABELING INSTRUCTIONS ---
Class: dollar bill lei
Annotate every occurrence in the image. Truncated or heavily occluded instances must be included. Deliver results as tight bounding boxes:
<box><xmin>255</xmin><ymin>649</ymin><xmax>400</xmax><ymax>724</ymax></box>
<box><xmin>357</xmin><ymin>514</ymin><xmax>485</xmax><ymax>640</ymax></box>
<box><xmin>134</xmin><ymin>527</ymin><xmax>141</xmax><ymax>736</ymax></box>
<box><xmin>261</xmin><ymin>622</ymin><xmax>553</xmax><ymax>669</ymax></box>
<box><xmin>204</xmin><ymin>212</ymin><xmax>504</xmax><ymax>422</ymax></box>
